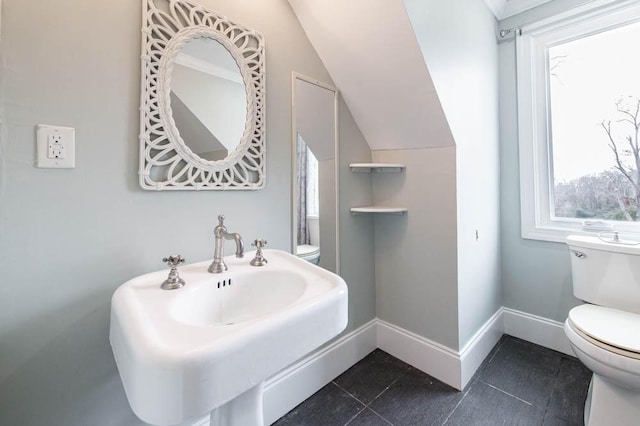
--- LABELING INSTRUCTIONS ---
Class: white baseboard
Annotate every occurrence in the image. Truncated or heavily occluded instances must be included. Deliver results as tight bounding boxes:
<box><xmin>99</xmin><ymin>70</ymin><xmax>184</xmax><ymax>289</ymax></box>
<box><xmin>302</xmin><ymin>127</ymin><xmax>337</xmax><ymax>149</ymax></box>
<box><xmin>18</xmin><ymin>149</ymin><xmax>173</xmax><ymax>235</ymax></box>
<box><xmin>459</xmin><ymin>308</ymin><xmax>504</xmax><ymax>389</ymax></box>
<box><xmin>502</xmin><ymin>307</ymin><xmax>573</xmax><ymax>356</ymax></box>
<box><xmin>187</xmin><ymin>307</ymin><xmax>573</xmax><ymax>426</ymax></box>
<box><xmin>262</xmin><ymin>319</ymin><xmax>377</xmax><ymax>425</ymax></box>
<box><xmin>377</xmin><ymin>307</ymin><xmax>504</xmax><ymax>391</ymax></box>
<box><xmin>376</xmin><ymin>306</ymin><xmax>573</xmax><ymax>390</ymax></box>
<box><xmin>376</xmin><ymin>319</ymin><xmax>462</xmax><ymax>389</ymax></box>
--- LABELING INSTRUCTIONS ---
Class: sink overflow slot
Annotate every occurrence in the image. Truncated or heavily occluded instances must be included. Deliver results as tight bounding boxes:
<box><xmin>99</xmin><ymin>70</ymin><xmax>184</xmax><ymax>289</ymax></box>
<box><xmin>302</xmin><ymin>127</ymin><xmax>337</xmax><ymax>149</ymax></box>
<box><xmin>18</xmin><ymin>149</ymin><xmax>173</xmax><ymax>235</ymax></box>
<box><xmin>217</xmin><ymin>279</ymin><xmax>232</xmax><ymax>289</ymax></box>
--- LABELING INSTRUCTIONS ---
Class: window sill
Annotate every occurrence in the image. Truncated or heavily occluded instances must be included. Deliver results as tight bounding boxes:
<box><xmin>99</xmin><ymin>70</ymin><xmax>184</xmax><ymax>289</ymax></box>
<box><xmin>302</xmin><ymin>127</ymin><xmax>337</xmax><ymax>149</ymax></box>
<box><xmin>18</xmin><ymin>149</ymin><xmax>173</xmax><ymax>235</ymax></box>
<box><xmin>522</xmin><ymin>221</ymin><xmax>640</xmax><ymax>243</ymax></box>
<box><xmin>522</xmin><ymin>224</ymin><xmax>584</xmax><ymax>244</ymax></box>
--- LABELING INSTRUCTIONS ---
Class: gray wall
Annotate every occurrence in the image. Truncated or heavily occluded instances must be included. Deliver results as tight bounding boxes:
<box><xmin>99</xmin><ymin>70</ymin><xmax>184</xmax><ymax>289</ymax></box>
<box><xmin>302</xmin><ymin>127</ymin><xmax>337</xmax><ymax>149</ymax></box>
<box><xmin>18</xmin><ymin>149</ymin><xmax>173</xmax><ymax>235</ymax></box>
<box><xmin>339</xmin><ymin>98</ymin><xmax>376</xmax><ymax>330</ymax></box>
<box><xmin>373</xmin><ymin>0</ymin><xmax>501</xmax><ymax>351</ymax></box>
<box><xmin>404</xmin><ymin>0</ymin><xmax>502</xmax><ymax>349</ymax></box>
<box><xmin>372</xmin><ymin>147</ymin><xmax>459</xmax><ymax>350</ymax></box>
<box><xmin>0</xmin><ymin>0</ymin><xmax>374</xmax><ymax>425</ymax></box>
<box><xmin>498</xmin><ymin>1</ymin><xmax>587</xmax><ymax>322</ymax></box>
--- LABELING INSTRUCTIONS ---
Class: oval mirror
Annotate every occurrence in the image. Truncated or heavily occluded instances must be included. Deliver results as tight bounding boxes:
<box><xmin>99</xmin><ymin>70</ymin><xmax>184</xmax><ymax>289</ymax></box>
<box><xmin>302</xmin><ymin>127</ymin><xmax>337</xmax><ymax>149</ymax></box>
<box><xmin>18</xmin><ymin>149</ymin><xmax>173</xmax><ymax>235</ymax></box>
<box><xmin>170</xmin><ymin>37</ymin><xmax>247</xmax><ymax>162</ymax></box>
<box><xmin>139</xmin><ymin>0</ymin><xmax>265</xmax><ymax>190</ymax></box>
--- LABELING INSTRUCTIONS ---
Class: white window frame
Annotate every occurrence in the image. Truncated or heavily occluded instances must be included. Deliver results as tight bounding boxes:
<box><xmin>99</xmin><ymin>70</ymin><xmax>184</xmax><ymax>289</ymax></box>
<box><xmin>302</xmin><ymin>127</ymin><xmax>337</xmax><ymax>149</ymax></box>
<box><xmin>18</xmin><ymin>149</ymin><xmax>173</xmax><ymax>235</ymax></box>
<box><xmin>517</xmin><ymin>0</ymin><xmax>640</xmax><ymax>243</ymax></box>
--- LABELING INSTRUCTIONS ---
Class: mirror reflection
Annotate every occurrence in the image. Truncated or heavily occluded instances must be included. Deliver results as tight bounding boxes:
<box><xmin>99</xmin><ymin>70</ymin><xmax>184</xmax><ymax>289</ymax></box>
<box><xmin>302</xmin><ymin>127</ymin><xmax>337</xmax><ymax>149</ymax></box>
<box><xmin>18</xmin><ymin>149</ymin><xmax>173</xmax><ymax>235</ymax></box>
<box><xmin>293</xmin><ymin>75</ymin><xmax>338</xmax><ymax>273</ymax></box>
<box><xmin>171</xmin><ymin>37</ymin><xmax>246</xmax><ymax>161</ymax></box>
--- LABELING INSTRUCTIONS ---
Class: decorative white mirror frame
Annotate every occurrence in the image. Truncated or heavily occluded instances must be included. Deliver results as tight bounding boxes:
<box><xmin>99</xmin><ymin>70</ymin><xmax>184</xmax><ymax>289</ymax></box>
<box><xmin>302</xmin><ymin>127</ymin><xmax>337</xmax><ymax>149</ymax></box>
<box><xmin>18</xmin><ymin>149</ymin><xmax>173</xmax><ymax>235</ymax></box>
<box><xmin>139</xmin><ymin>0</ymin><xmax>265</xmax><ymax>190</ymax></box>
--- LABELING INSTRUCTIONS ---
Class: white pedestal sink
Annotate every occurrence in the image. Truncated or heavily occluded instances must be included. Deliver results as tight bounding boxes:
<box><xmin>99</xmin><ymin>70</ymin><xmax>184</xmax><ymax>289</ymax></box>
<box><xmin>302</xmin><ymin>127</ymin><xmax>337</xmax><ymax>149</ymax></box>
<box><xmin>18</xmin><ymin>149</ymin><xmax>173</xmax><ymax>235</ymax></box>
<box><xmin>109</xmin><ymin>249</ymin><xmax>347</xmax><ymax>426</ymax></box>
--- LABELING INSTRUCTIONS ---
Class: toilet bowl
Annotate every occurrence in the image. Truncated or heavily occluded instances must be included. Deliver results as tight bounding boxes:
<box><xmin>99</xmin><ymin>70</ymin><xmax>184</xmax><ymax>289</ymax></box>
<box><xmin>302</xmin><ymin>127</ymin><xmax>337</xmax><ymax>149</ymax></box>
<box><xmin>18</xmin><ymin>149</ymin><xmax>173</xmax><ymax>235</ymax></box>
<box><xmin>296</xmin><ymin>244</ymin><xmax>320</xmax><ymax>265</ymax></box>
<box><xmin>297</xmin><ymin>216</ymin><xmax>320</xmax><ymax>265</ymax></box>
<box><xmin>564</xmin><ymin>310</ymin><xmax>640</xmax><ymax>425</ymax></box>
<box><xmin>565</xmin><ymin>235</ymin><xmax>640</xmax><ymax>426</ymax></box>
<box><xmin>565</xmin><ymin>305</ymin><xmax>640</xmax><ymax>387</ymax></box>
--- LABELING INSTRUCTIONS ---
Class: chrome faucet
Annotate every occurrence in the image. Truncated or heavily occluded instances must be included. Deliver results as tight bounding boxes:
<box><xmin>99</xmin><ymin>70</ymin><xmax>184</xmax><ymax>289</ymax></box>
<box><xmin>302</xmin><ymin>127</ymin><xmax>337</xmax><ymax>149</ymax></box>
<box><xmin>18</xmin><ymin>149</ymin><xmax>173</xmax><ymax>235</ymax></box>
<box><xmin>208</xmin><ymin>214</ymin><xmax>244</xmax><ymax>273</ymax></box>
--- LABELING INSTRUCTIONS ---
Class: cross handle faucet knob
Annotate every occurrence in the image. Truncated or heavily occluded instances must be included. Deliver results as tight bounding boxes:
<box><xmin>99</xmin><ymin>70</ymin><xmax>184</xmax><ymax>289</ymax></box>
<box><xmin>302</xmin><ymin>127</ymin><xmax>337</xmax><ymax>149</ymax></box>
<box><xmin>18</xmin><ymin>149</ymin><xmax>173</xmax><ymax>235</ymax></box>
<box><xmin>250</xmin><ymin>239</ymin><xmax>268</xmax><ymax>266</ymax></box>
<box><xmin>163</xmin><ymin>254</ymin><xmax>185</xmax><ymax>268</ymax></box>
<box><xmin>252</xmin><ymin>239</ymin><xmax>268</xmax><ymax>249</ymax></box>
<box><xmin>161</xmin><ymin>255</ymin><xmax>186</xmax><ymax>290</ymax></box>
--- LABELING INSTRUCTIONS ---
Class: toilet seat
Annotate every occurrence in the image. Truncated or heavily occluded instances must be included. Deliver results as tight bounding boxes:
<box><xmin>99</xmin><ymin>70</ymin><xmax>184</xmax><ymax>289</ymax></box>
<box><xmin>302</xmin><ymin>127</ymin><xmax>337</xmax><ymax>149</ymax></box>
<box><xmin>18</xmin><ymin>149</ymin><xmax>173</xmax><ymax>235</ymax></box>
<box><xmin>296</xmin><ymin>245</ymin><xmax>320</xmax><ymax>263</ymax></box>
<box><xmin>297</xmin><ymin>244</ymin><xmax>319</xmax><ymax>258</ymax></box>
<box><xmin>568</xmin><ymin>305</ymin><xmax>640</xmax><ymax>360</ymax></box>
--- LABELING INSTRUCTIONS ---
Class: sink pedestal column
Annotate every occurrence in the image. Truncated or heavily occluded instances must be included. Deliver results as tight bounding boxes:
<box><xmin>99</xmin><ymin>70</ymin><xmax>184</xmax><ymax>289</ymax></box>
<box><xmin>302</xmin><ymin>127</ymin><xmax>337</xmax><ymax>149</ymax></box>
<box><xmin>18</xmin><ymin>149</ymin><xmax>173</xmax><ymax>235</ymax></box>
<box><xmin>209</xmin><ymin>382</ymin><xmax>264</xmax><ymax>426</ymax></box>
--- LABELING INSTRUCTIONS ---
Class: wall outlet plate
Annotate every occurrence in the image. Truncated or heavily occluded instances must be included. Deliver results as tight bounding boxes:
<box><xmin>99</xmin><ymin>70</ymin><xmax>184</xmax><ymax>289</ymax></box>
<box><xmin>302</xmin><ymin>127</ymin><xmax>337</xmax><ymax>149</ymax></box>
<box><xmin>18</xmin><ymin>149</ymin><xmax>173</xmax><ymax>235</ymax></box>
<box><xmin>36</xmin><ymin>124</ymin><xmax>75</xmax><ymax>168</ymax></box>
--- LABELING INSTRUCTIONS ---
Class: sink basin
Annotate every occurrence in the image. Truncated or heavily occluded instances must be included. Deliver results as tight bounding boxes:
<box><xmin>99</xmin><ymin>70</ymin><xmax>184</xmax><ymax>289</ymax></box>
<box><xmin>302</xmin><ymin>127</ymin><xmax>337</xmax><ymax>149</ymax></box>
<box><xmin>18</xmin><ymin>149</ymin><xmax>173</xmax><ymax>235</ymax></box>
<box><xmin>171</xmin><ymin>269</ymin><xmax>309</xmax><ymax>327</ymax></box>
<box><xmin>109</xmin><ymin>249</ymin><xmax>348</xmax><ymax>425</ymax></box>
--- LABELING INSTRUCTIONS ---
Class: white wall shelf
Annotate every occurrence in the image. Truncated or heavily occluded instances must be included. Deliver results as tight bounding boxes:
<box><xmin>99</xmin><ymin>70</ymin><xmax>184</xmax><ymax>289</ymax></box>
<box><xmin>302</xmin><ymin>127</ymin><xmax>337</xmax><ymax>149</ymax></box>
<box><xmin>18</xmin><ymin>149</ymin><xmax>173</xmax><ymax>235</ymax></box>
<box><xmin>350</xmin><ymin>162</ymin><xmax>407</xmax><ymax>214</ymax></box>
<box><xmin>349</xmin><ymin>163</ymin><xmax>405</xmax><ymax>173</ymax></box>
<box><xmin>350</xmin><ymin>207</ymin><xmax>408</xmax><ymax>215</ymax></box>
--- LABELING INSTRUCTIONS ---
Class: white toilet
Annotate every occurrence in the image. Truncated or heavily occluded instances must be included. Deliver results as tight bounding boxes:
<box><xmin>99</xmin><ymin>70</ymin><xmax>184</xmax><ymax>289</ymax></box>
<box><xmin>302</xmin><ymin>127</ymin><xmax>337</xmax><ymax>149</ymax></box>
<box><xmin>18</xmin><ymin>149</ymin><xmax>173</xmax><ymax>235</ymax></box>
<box><xmin>296</xmin><ymin>216</ymin><xmax>320</xmax><ymax>265</ymax></box>
<box><xmin>296</xmin><ymin>244</ymin><xmax>320</xmax><ymax>265</ymax></box>
<box><xmin>565</xmin><ymin>235</ymin><xmax>640</xmax><ymax>426</ymax></box>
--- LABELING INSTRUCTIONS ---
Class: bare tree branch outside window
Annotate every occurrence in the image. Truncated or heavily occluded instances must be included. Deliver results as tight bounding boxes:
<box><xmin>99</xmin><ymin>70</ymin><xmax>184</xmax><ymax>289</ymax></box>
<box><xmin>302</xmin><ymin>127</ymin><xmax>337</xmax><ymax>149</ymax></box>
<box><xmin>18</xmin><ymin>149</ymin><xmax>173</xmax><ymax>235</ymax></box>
<box><xmin>554</xmin><ymin>97</ymin><xmax>640</xmax><ymax>221</ymax></box>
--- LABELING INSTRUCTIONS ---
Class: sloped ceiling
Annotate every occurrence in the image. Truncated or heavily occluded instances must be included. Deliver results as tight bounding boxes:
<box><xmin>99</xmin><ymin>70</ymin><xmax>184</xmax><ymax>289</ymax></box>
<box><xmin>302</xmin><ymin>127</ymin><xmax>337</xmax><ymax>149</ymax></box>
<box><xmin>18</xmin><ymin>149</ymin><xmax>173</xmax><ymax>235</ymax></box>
<box><xmin>288</xmin><ymin>0</ymin><xmax>455</xmax><ymax>150</ymax></box>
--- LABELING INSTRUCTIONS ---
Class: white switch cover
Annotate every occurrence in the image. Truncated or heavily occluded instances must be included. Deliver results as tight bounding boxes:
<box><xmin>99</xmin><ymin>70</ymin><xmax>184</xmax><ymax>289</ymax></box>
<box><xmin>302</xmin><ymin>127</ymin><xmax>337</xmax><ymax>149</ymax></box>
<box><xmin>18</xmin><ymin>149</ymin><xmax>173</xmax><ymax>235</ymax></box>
<box><xmin>36</xmin><ymin>124</ymin><xmax>75</xmax><ymax>168</ymax></box>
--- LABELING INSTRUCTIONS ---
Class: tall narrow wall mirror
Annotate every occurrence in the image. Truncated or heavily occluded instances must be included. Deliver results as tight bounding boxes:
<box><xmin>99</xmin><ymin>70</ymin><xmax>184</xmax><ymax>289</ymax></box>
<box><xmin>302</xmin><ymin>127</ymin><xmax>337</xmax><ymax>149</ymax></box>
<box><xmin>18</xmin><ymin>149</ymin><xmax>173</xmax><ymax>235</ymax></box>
<box><xmin>292</xmin><ymin>73</ymin><xmax>339</xmax><ymax>273</ymax></box>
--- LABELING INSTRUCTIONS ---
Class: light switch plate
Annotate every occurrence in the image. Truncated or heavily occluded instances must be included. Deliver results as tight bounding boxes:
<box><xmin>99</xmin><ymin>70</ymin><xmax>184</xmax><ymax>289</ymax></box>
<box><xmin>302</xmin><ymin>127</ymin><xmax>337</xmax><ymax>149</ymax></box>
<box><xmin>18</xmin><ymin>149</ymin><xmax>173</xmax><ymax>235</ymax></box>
<box><xmin>36</xmin><ymin>124</ymin><xmax>75</xmax><ymax>168</ymax></box>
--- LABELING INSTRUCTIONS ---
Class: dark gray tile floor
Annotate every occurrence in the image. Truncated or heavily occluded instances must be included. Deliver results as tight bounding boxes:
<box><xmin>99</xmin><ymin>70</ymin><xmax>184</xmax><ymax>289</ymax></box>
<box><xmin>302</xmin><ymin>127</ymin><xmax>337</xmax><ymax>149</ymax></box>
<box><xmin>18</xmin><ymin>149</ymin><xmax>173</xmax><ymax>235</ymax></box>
<box><xmin>273</xmin><ymin>335</ymin><xmax>592</xmax><ymax>426</ymax></box>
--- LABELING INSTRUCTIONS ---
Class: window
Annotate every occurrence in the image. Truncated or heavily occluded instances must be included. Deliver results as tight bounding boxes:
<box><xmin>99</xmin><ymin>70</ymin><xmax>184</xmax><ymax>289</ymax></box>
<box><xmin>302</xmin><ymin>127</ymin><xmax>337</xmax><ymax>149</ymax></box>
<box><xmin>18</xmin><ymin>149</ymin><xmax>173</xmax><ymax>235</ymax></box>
<box><xmin>306</xmin><ymin>145</ymin><xmax>320</xmax><ymax>218</ymax></box>
<box><xmin>517</xmin><ymin>0</ymin><xmax>640</xmax><ymax>242</ymax></box>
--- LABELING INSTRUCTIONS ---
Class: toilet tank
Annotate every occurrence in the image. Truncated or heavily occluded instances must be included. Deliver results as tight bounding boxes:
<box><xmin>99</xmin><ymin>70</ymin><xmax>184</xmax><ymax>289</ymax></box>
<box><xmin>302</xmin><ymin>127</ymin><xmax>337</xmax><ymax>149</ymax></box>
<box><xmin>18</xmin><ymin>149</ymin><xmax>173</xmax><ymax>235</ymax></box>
<box><xmin>567</xmin><ymin>235</ymin><xmax>640</xmax><ymax>314</ymax></box>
